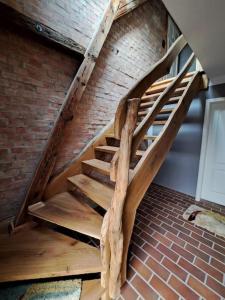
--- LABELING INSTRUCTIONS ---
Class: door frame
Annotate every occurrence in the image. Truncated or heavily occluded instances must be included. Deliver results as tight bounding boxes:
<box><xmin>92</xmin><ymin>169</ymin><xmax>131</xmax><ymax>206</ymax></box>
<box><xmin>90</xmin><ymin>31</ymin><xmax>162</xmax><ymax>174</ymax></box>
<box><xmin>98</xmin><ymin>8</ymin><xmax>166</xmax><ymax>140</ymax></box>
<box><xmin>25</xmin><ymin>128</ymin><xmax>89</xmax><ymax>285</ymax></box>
<box><xmin>196</xmin><ymin>97</ymin><xmax>225</xmax><ymax>201</ymax></box>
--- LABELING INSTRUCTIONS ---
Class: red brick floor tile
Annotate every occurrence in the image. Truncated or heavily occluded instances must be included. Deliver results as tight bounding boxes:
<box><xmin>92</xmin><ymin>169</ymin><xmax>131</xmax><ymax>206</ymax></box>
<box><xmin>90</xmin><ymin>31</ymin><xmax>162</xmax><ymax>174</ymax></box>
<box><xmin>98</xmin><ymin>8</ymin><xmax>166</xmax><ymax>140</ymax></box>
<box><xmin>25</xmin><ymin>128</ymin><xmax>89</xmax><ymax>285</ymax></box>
<box><xmin>169</xmin><ymin>275</ymin><xmax>199</xmax><ymax>300</ymax></box>
<box><xmin>132</xmin><ymin>274</ymin><xmax>158</xmax><ymax>300</ymax></box>
<box><xmin>162</xmin><ymin>257</ymin><xmax>187</xmax><ymax>281</ymax></box>
<box><xmin>131</xmin><ymin>257</ymin><xmax>152</xmax><ymax>281</ymax></box>
<box><xmin>152</xmin><ymin>232</ymin><xmax>172</xmax><ymax>247</ymax></box>
<box><xmin>178</xmin><ymin>258</ymin><xmax>205</xmax><ymax>282</ymax></box>
<box><xmin>210</xmin><ymin>258</ymin><xmax>225</xmax><ymax>273</ymax></box>
<box><xmin>119</xmin><ymin>185</ymin><xmax>225</xmax><ymax>300</ymax></box>
<box><xmin>143</xmin><ymin>243</ymin><xmax>163</xmax><ymax>262</ymax></box>
<box><xmin>195</xmin><ymin>257</ymin><xmax>224</xmax><ymax>283</ymax></box>
<box><xmin>206</xmin><ymin>276</ymin><xmax>225</xmax><ymax>298</ymax></box>
<box><xmin>191</xmin><ymin>232</ymin><xmax>213</xmax><ymax>247</ymax></box>
<box><xmin>140</xmin><ymin>232</ymin><xmax>158</xmax><ymax>247</ymax></box>
<box><xmin>157</xmin><ymin>243</ymin><xmax>179</xmax><ymax>262</ymax></box>
<box><xmin>150</xmin><ymin>275</ymin><xmax>179</xmax><ymax>300</ymax></box>
<box><xmin>146</xmin><ymin>257</ymin><xmax>170</xmax><ymax>281</ymax></box>
<box><xmin>188</xmin><ymin>276</ymin><xmax>220</xmax><ymax>300</ymax></box>
<box><xmin>178</xmin><ymin>232</ymin><xmax>200</xmax><ymax>247</ymax></box>
<box><xmin>161</xmin><ymin>223</ymin><xmax>179</xmax><ymax>236</ymax></box>
<box><xmin>203</xmin><ymin>232</ymin><xmax>225</xmax><ymax>248</ymax></box>
<box><xmin>185</xmin><ymin>243</ymin><xmax>210</xmax><ymax>262</ymax></box>
<box><xmin>165</xmin><ymin>232</ymin><xmax>186</xmax><ymax>247</ymax></box>
<box><xmin>131</xmin><ymin>244</ymin><xmax>148</xmax><ymax>262</ymax></box>
<box><xmin>200</xmin><ymin>244</ymin><xmax>225</xmax><ymax>263</ymax></box>
<box><xmin>121</xmin><ymin>282</ymin><xmax>139</xmax><ymax>300</ymax></box>
<box><xmin>171</xmin><ymin>243</ymin><xmax>195</xmax><ymax>262</ymax></box>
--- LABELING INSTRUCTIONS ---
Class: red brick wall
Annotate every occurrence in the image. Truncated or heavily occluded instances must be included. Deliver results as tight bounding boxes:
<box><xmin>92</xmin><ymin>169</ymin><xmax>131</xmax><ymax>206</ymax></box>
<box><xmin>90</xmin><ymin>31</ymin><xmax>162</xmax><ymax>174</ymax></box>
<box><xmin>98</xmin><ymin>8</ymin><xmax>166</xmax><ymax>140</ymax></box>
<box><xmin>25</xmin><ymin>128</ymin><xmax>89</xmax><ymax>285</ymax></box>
<box><xmin>55</xmin><ymin>0</ymin><xmax>168</xmax><ymax>172</ymax></box>
<box><xmin>0</xmin><ymin>0</ymin><xmax>167</xmax><ymax>220</ymax></box>
<box><xmin>0</xmin><ymin>0</ymin><xmax>108</xmax><ymax>48</ymax></box>
<box><xmin>0</xmin><ymin>24</ymin><xmax>80</xmax><ymax>220</ymax></box>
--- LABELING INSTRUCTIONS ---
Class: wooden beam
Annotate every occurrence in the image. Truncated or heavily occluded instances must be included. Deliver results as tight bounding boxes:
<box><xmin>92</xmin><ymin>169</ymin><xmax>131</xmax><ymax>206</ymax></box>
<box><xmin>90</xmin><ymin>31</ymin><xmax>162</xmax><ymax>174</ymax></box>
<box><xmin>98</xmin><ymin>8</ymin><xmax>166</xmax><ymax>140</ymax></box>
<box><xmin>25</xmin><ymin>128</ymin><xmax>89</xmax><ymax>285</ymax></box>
<box><xmin>13</xmin><ymin>0</ymin><xmax>120</xmax><ymax>228</ymax></box>
<box><xmin>115</xmin><ymin>0</ymin><xmax>148</xmax><ymax>20</ymax></box>
<box><xmin>0</xmin><ymin>2</ymin><xmax>85</xmax><ymax>55</ymax></box>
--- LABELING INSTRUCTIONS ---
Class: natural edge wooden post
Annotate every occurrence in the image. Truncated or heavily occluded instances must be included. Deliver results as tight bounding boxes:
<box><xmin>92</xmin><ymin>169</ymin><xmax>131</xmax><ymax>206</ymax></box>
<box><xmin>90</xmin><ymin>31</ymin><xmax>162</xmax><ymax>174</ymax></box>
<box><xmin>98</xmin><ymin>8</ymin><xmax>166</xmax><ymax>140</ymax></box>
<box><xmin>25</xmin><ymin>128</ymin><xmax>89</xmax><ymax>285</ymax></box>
<box><xmin>103</xmin><ymin>98</ymin><xmax>140</xmax><ymax>298</ymax></box>
<box><xmin>13</xmin><ymin>0</ymin><xmax>120</xmax><ymax>228</ymax></box>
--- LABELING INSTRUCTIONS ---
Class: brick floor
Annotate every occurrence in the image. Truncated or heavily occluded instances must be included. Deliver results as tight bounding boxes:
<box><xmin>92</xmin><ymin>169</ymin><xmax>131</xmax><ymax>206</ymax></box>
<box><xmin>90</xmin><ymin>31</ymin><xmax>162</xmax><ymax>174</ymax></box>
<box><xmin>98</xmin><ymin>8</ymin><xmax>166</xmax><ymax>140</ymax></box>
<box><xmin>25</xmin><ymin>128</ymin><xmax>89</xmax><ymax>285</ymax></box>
<box><xmin>120</xmin><ymin>184</ymin><xmax>225</xmax><ymax>300</ymax></box>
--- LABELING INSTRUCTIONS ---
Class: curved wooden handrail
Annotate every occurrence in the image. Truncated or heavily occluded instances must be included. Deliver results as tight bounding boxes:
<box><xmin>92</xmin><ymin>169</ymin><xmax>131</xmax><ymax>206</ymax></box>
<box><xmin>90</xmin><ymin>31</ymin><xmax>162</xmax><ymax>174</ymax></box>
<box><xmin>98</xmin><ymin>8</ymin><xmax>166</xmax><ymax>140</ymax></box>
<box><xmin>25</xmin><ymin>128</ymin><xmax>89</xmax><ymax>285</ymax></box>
<box><xmin>114</xmin><ymin>34</ymin><xmax>187</xmax><ymax>139</ymax></box>
<box><xmin>120</xmin><ymin>71</ymin><xmax>206</xmax><ymax>284</ymax></box>
<box><xmin>131</xmin><ymin>52</ymin><xmax>196</xmax><ymax>158</ymax></box>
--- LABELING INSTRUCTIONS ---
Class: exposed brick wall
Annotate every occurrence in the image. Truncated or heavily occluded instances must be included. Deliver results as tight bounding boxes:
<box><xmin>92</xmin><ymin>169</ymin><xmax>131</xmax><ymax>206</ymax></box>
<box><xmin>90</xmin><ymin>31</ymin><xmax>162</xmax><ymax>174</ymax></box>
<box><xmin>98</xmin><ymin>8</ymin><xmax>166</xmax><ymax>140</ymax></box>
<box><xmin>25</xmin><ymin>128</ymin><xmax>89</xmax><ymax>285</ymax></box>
<box><xmin>55</xmin><ymin>0</ymin><xmax>168</xmax><ymax>172</ymax></box>
<box><xmin>119</xmin><ymin>183</ymin><xmax>225</xmax><ymax>300</ymax></box>
<box><xmin>0</xmin><ymin>24</ymin><xmax>80</xmax><ymax>220</ymax></box>
<box><xmin>0</xmin><ymin>0</ymin><xmax>108</xmax><ymax>48</ymax></box>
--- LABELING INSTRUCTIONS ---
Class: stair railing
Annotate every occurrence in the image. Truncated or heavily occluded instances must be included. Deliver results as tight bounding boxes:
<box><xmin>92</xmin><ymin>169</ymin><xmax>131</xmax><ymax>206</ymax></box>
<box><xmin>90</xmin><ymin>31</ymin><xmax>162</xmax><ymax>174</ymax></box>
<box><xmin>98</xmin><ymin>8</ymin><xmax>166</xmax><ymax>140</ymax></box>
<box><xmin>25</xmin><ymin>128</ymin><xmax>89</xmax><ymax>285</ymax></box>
<box><xmin>101</xmin><ymin>98</ymin><xmax>140</xmax><ymax>299</ymax></box>
<box><xmin>131</xmin><ymin>52</ymin><xmax>196</xmax><ymax>158</ymax></box>
<box><xmin>114</xmin><ymin>34</ymin><xmax>187</xmax><ymax>139</ymax></box>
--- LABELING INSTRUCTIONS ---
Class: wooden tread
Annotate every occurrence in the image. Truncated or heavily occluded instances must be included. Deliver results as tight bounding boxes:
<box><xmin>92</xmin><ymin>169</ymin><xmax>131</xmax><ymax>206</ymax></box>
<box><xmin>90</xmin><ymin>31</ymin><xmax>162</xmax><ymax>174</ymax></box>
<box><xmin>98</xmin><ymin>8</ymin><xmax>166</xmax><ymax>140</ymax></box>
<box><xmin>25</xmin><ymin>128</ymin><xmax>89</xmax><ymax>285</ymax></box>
<box><xmin>95</xmin><ymin>145</ymin><xmax>144</xmax><ymax>157</ymax></box>
<box><xmin>146</xmin><ymin>77</ymin><xmax>190</xmax><ymax>95</ymax></box>
<box><xmin>0</xmin><ymin>222</ymin><xmax>102</xmax><ymax>282</ymax></box>
<box><xmin>137</xmin><ymin>120</ymin><xmax>167</xmax><ymax>127</ymax></box>
<box><xmin>105</xmin><ymin>133</ymin><xmax>156</xmax><ymax>141</ymax></box>
<box><xmin>80</xmin><ymin>279</ymin><xmax>105</xmax><ymax>300</ymax></box>
<box><xmin>140</xmin><ymin>97</ymin><xmax>180</xmax><ymax>109</ymax></box>
<box><xmin>68</xmin><ymin>174</ymin><xmax>112</xmax><ymax>210</ymax></box>
<box><xmin>138</xmin><ymin>108</ymin><xmax>173</xmax><ymax>117</ymax></box>
<box><xmin>150</xmin><ymin>72</ymin><xmax>194</xmax><ymax>88</ymax></box>
<box><xmin>28</xmin><ymin>192</ymin><xmax>103</xmax><ymax>239</ymax></box>
<box><xmin>82</xmin><ymin>158</ymin><xmax>134</xmax><ymax>178</ymax></box>
<box><xmin>143</xmin><ymin>86</ymin><xmax>185</xmax><ymax>98</ymax></box>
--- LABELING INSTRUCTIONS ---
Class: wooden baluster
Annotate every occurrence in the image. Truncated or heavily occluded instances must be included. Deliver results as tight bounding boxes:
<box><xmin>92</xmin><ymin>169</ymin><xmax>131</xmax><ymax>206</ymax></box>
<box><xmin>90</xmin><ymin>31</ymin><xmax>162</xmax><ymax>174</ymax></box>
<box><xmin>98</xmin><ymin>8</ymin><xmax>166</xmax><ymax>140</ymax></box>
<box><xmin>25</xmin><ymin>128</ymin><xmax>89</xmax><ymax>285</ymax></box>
<box><xmin>108</xmin><ymin>98</ymin><xmax>140</xmax><ymax>298</ymax></box>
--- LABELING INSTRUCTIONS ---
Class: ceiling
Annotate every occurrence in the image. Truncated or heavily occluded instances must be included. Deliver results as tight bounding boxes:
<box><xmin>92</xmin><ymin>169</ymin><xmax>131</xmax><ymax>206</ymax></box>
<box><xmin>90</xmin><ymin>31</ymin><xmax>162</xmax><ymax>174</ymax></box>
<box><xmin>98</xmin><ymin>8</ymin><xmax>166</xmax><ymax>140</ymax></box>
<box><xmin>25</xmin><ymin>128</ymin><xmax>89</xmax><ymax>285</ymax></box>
<box><xmin>162</xmin><ymin>0</ymin><xmax>225</xmax><ymax>84</ymax></box>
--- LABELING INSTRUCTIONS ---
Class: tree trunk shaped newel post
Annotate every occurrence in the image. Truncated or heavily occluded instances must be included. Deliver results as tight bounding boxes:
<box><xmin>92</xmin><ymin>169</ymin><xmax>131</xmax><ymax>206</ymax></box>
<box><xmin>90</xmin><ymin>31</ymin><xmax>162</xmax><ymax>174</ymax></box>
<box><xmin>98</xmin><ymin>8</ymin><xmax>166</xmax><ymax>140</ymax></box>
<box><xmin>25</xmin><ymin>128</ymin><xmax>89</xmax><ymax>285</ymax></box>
<box><xmin>101</xmin><ymin>98</ymin><xmax>140</xmax><ymax>299</ymax></box>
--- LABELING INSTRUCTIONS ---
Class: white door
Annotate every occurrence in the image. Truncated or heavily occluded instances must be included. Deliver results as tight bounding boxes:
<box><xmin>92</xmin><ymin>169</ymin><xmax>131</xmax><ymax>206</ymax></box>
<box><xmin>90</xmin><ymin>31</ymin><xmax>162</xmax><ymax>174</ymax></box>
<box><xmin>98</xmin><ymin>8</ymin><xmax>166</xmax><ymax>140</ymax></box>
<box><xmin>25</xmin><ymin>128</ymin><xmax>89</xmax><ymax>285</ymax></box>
<box><xmin>201</xmin><ymin>100</ymin><xmax>225</xmax><ymax>205</ymax></box>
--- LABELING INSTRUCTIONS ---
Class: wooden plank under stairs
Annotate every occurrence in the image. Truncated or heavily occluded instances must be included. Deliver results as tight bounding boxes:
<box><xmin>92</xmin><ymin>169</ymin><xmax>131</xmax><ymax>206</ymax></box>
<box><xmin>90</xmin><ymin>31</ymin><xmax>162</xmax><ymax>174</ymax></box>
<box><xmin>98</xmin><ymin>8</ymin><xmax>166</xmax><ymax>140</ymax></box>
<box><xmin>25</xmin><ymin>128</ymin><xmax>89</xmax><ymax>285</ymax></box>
<box><xmin>28</xmin><ymin>192</ymin><xmax>103</xmax><ymax>239</ymax></box>
<box><xmin>68</xmin><ymin>174</ymin><xmax>112</xmax><ymax>210</ymax></box>
<box><xmin>95</xmin><ymin>145</ymin><xmax>145</xmax><ymax>157</ymax></box>
<box><xmin>80</xmin><ymin>279</ymin><xmax>105</xmax><ymax>300</ymax></box>
<box><xmin>0</xmin><ymin>221</ymin><xmax>102</xmax><ymax>282</ymax></box>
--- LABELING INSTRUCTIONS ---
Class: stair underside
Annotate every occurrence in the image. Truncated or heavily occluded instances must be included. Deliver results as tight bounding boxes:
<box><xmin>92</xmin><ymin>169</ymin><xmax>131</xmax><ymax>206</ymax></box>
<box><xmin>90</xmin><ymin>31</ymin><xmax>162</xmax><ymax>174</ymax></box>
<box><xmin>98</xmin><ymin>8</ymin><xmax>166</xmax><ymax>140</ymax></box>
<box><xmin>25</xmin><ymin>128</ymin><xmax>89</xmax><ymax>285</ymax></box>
<box><xmin>28</xmin><ymin>192</ymin><xmax>103</xmax><ymax>239</ymax></box>
<box><xmin>81</xmin><ymin>279</ymin><xmax>105</xmax><ymax>300</ymax></box>
<box><xmin>0</xmin><ymin>221</ymin><xmax>102</xmax><ymax>282</ymax></box>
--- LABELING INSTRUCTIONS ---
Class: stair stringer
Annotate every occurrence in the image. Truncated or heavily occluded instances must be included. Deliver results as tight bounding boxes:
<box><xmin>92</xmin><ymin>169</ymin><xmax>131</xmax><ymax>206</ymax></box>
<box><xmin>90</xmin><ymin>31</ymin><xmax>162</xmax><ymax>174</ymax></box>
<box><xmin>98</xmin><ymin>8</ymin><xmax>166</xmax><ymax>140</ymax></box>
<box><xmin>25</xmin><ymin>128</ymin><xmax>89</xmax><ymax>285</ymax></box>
<box><xmin>120</xmin><ymin>72</ymin><xmax>206</xmax><ymax>283</ymax></box>
<box><xmin>44</xmin><ymin>120</ymin><xmax>114</xmax><ymax>200</ymax></box>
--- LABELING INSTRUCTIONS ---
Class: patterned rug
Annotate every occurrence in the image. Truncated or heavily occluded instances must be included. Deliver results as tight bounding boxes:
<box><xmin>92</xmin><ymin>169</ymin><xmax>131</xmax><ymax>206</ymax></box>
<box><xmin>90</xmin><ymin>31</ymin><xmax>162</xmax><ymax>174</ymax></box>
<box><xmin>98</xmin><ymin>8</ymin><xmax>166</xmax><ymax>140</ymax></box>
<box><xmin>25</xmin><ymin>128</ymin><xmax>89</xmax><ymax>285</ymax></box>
<box><xmin>0</xmin><ymin>279</ymin><xmax>81</xmax><ymax>300</ymax></box>
<box><xmin>183</xmin><ymin>204</ymin><xmax>225</xmax><ymax>238</ymax></box>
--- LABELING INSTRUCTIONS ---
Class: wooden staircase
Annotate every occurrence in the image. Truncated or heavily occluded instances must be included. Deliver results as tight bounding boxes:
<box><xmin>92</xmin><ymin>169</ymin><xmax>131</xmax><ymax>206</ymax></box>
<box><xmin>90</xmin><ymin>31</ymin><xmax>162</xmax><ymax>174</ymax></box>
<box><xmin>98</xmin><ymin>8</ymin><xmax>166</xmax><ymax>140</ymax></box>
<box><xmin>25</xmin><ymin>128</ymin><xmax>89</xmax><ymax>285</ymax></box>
<box><xmin>0</xmin><ymin>35</ymin><xmax>208</xmax><ymax>299</ymax></box>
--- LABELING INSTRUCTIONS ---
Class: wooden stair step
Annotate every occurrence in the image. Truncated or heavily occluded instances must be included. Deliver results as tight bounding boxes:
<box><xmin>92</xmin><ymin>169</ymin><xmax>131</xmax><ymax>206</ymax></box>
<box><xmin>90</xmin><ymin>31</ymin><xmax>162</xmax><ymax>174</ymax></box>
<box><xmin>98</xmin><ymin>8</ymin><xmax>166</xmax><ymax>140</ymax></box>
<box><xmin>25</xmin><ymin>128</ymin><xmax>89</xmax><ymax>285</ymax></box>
<box><xmin>138</xmin><ymin>108</ymin><xmax>173</xmax><ymax>117</ymax></box>
<box><xmin>140</xmin><ymin>97</ymin><xmax>180</xmax><ymax>108</ymax></box>
<box><xmin>68</xmin><ymin>174</ymin><xmax>112</xmax><ymax>210</ymax></box>
<box><xmin>0</xmin><ymin>222</ymin><xmax>102</xmax><ymax>282</ymax></box>
<box><xmin>28</xmin><ymin>192</ymin><xmax>103</xmax><ymax>239</ymax></box>
<box><xmin>137</xmin><ymin>120</ymin><xmax>167</xmax><ymax>127</ymax></box>
<box><xmin>82</xmin><ymin>159</ymin><xmax>111</xmax><ymax>176</ymax></box>
<box><xmin>150</xmin><ymin>71</ymin><xmax>194</xmax><ymax>88</ymax></box>
<box><xmin>95</xmin><ymin>145</ymin><xmax>145</xmax><ymax>157</ymax></box>
<box><xmin>146</xmin><ymin>77</ymin><xmax>190</xmax><ymax>95</ymax></box>
<box><xmin>82</xmin><ymin>158</ymin><xmax>134</xmax><ymax>178</ymax></box>
<box><xmin>105</xmin><ymin>133</ymin><xmax>156</xmax><ymax>141</ymax></box>
<box><xmin>143</xmin><ymin>86</ymin><xmax>185</xmax><ymax>98</ymax></box>
<box><xmin>80</xmin><ymin>279</ymin><xmax>105</xmax><ymax>300</ymax></box>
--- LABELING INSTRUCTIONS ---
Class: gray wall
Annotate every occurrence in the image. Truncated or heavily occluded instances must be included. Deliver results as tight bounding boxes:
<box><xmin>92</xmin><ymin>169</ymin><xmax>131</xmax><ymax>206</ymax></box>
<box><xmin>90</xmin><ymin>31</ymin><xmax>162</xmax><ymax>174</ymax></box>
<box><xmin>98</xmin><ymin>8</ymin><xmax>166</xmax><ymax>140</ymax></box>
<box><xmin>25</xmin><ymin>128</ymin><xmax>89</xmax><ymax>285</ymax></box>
<box><xmin>153</xmin><ymin>82</ymin><xmax>225</xmax><ymax>197</ymax></box>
